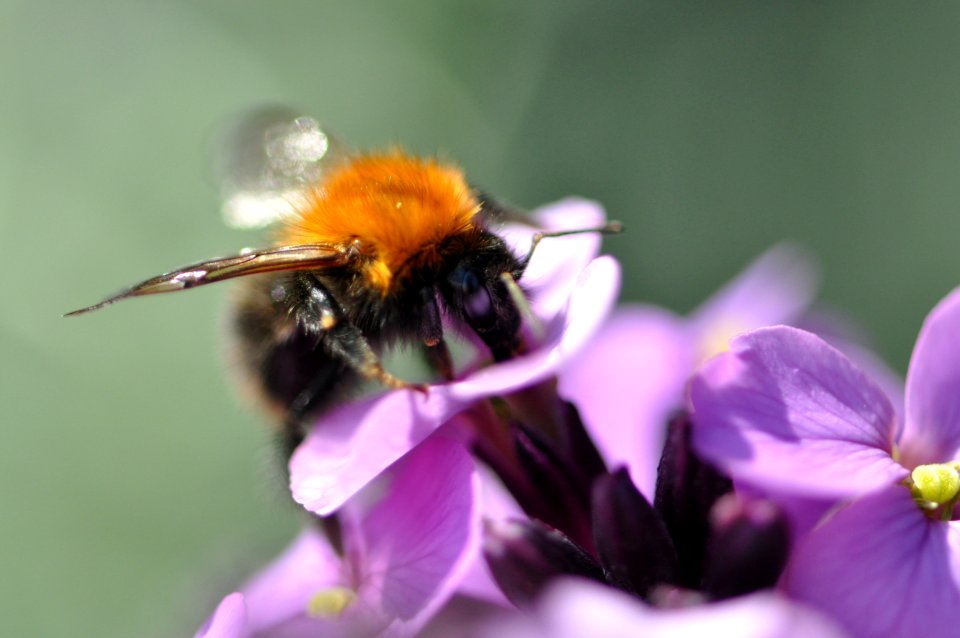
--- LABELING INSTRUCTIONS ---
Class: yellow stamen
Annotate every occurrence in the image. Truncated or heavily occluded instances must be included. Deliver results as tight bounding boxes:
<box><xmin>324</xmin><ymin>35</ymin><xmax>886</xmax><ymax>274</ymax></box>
<box><xmin>910</xmin><ymin>463</ymin><xmax>960</xmax><ymax>514</ymax></box>
<box><xmin>699</xmin><ymin>319</ymin><xmax>745</xmax><ymax>362</ymax></box>
<box><xmin>306</xmin><ymin>586</ymin><xmax>356</xmax><ymax>618</ymax></box>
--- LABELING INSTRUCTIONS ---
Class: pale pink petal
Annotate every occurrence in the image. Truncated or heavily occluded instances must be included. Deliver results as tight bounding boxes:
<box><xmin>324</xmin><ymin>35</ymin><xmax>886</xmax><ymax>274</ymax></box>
<box><xmin>903</xmin><ymin>286</ymin><xmax>960</xmax><ymax>465</ymax></box>
<box><xmin>457</xmin><ymin>468</ymin><xmax>523</xmax><ymax>606</ymax></box>
<box><xmin>688</xmin><ymin>244</ymin><xmax>818</xmax><ymax>343</ymax></box>
<box><xmin>290</xmin><ymin>257</ymin><xmax>621</xmax><ymax>515</ymax></box>
<box><xmin>498</xmin><ymin>198</ymin><xmax>606</xmax><ymax>260</ymax></box>
<box><xmin>479</xmin><ymin>579</ymin><xmax>847</xmax><ymax>638</ymax></box>
<box><xmin>781</xmin><ymin>486</ymin><xmax>960</xmax><ymax>638</ymax></box>
<box><xmin>455</xmin><ymin>551</ymin><xmax>512</xmax><ymax>609</ymax></box>
<box><xmin>347</xmin><ymin>434</ymin><xmax>482</xmax><ymax>636</ymax></box>
<box><xmin>227</xmin><ymin>436</ymin><xmax>482</xmax><ymax>638</ymax></box>
<box><xmin>690</xmin><ymin>327</ymin><xmax>905</xmax><ymax>498</ymax></box>
<box><xmin>240</xmin><ymin>529</ymin><xmax>343</xmax><ymax>634</ymax></box>
<box><xmin>289</xmin><ymin>393</ymin><xmax>474</xmax><ymax>516</ymax></box>
<box><xmin>558</xmin><ymin>305</ymin><xmax>690</xmax><ymax>498</ymax></box>
<box><xmin>514</xmin><ymin>199</ymin><xmax>607</xmax><ymax>323</ymax></box>
<box><xmin>196</xmin><ymin>593</ymin><xmax>249</xmax><ymax>638</ymax></box>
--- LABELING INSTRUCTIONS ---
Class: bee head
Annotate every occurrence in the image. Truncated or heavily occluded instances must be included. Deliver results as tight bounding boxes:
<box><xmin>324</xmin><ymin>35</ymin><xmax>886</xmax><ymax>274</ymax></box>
<box><xmin>440</xmin><ymin>234</ymin><xmax>523</xmax><ymax>361</ymax></box>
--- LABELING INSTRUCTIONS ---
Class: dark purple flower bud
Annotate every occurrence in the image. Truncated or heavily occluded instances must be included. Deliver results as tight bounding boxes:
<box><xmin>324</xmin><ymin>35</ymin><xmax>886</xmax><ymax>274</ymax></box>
<box><xmin>511</xmin><ymin>422</ymin><xmax>595</xmax><ymax>552</ymax></box>
<box><xmin>702</xmin><ymin>494</ymin><xmax>790</xmax><ymax>600</ymax></box>
<box><xmin>654</xmin><ymin>410</ymin><xmax>733</xmax><ymax>588</ymax></box>
<box><xmin>556</xmin><ymin>399</ymin><xmax>608</xmax><ymax>485</ymax></box>
<box><xmin>592</xmin><ymin>468</ymin><xmax>679</xmax><ymax>598</ymax></box>
<box><xmin>483</xmin><ymin>518</ymin><xmax>606</xmax><ymax>609</ymax></box>
<box><xmin>504</xmin><ymin>385</ymin><xmax>608</xmax><ymax>485</ymax></box>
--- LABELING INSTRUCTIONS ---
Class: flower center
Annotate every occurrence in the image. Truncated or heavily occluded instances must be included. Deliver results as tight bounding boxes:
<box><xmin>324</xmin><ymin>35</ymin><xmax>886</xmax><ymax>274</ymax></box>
<box><xmin>909</xmin><ymin>462</ymin><xmax>960</xmax><ymax>521</ymax></box>
<box><xmin>306</xmin><ymin>586</ymin><xmax>356</xmax><ymax>618</ymax></box>
<box><xmin>699</xmin><ymin>319</ymin><xmax>745</xmax><ymax>363</ymax></box>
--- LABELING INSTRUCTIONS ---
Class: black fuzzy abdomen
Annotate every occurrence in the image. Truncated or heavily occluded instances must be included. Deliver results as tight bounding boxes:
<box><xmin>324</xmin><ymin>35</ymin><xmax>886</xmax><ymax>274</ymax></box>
<box><xmin>230</xmin><ymin>273</ymin><xmax>359</xmax><ymax>437</ymax></box>
<box><xmin>259</xmin><ymin>328</ymin><xmax>354</xmax><ymax>418</ymax></box>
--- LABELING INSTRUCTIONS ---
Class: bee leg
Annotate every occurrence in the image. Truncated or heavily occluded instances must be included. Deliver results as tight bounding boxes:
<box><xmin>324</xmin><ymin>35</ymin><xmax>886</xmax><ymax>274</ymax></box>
<box><xmin>323</xmin><ymin>320</ymin><xmax>427</xmax><ymax>393</ymax></box>
<box><xmin>294</xmin><ymin>273</ymin><xmax>427</xmax><ymax>396</ymax></box>
<box><xmin>419</xmin><ymin>286</ymin><xmax>455</xmax><ymax>381</ymax></box>
<box><xmin>424</xmin><ymin>340</ymin><xmax>454</xmax><ymax>381</ymax></box>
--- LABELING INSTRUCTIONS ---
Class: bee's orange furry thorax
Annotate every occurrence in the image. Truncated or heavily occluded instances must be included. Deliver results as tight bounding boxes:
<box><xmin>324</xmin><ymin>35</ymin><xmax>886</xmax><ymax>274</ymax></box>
<box><xmin>279</xmin><ymin>151</ymin><xmax>480</xmax><ymax>292</ymax></box>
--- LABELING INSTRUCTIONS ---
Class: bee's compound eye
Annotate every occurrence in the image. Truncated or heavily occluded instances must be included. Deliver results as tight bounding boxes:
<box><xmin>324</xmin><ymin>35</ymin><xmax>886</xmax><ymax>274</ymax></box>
<box><xmin>451</xmin><ymin>267</ymin><xmax>495</xmax><ymax>330</ymax></box>
<box><xmin>465</xmin><ymin>277</ymin><xmax>494</xmax><ymax>327</ymax></box>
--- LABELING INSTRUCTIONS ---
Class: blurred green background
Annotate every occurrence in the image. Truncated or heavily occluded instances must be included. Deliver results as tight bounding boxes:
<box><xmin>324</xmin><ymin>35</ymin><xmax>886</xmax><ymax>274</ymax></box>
<box><xmin>5</xmin><ymin>1</ymin><xmax>960</xmax><ymax>635</ymax></box>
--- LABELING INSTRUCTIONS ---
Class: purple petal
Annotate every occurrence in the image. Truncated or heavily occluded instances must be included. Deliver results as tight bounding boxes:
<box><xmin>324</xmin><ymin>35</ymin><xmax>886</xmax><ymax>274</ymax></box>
<box><xmin>345</xmin><ymin>433</ymin><xmax>482</xmax><ymax>636</ymax></box>
<box><xmin>240</xmin><ymin>529</ymin><xmax>343</xmax><ymax>634</ymax></box>
<box><xmin>475</xmin><ymin>464</ymin><xmax>525</xmax><ymax>524</ymax></box>
<box><xmin>688</xmin><ymin>244</ymin><xmax>818</xmax><ymax>345</ymax></box>
<box><xmin>218</xmin><ymin>436</ymin><xmax>480</xmax><ymax>638</ymax></box>
<box><xmin>796</xmin><ymin>311</ymin><xmax>907</xmax><ymax>449</ymax></box>
<box><xmin>830</xmin><ymin>339</ymin><xmax>905</xmax><ymax>441</ymax></box>
<box><xmin>456</xmin><ymin>468</ymin><xmax>523</xmax><ymax>606</ymax></box>
<box><xmin>558</xmin><ymin>306</ymin><xmax>690</xmax><ymax>498</ymax></box>
<box><xmin>290</xmin><ymin>257</ymin><xmax>621</xmax><ymax>515</ymax></box>
<box><xmin>781</xmin><ymin>486</ymin><xmax>960</xmax><ymax>638</ymax></box>
<box><xmin>690</xmin><ymin>326</ymin><xmax>905</xmax><ymax>498</ymax></box>
<box><xmin>479</xmin><ymin>579</ymin><xmax>847</xmax><ymax>638</ymax></box>
<box><xmin>289</xmin><ymin>392</ymin><xmax>475</xmax><ymax>516</ymax></box>
<box><xmin>903</xmin><ymin>286</ymin><xmax>960</xmax><ymax>465</ymax></box>
<box><xmin>195</xmin><ymin>593</ymin><xmax>248</xmax><ymax>638</ymax></box>
<box><xmin>456</xmin><ymin>548</ymin><xmax>513</xmax><ymax>608</ymax></box>
<box><xmin>499</xmin><ymin>198</ymin><xmax>606</xmax><ymax>323</ymax></box>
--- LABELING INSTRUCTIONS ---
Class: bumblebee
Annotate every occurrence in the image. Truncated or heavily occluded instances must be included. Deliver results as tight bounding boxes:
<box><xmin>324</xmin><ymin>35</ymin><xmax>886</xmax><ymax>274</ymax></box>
<box><xmin>68</xmin><ymin>110</ymin><xmax>618</xmax><ymax>450</ymax></box>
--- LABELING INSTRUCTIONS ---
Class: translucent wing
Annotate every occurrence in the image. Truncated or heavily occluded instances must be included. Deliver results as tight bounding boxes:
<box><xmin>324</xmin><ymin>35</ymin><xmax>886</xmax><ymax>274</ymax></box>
<box><xmin>474</xmin><ymin>192</ymin><xmax>534</xmax><ymax>228</ymax></box>
<box><xmin>216</xmin><ymin>106</ymin><xmax>349</xmax><ymax>229</ymax></box>
<box><xmin>66</xmin><ymin>244</ymin><xmax>355</xmax><ymax>316</ymax></box>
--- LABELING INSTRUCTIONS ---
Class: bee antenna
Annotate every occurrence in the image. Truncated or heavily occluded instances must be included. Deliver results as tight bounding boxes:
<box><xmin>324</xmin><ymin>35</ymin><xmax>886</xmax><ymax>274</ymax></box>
<box><xmin>517</xmin><ymin>220</ymin><xmax>623</xmax><ymax>274</ymax></box>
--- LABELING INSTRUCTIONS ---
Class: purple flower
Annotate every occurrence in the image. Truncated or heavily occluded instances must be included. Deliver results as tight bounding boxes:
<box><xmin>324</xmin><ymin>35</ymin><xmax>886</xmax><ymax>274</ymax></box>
<box><xmin>197</xmin><ymin>198</ymin><xmax>623</xmax><ymax>638</ymax></box>
<box><xmin>476</xmin><ymin>578</ymin><xmax>847</xmax><ymax>638</ymax></box>
<box><xmin>690</xmin><ymin>286</ymin><xmax>960</xmax><ymax>637</ymax></box>
<box><xmin>288</xmin><ymin>199</ymin><xmax>621</xmax><ymax>516</ymax></box>
<box><xmin>197</xmin><ymin>433</ymin><xmax>481</xmax><ymax>638</ymax></box>
<box><xmin>559</xmin><ymin>244</ymin><xmax>818</xmax><ymax>498</ymax></box>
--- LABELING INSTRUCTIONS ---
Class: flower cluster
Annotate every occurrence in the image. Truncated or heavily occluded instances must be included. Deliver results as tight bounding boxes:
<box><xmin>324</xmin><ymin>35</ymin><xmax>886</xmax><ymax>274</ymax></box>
<box><xmin>197</xmin><ymin>199</ymin><xmax>953</xmax><ymax>638</ymax></box>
